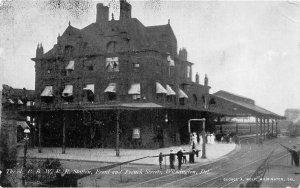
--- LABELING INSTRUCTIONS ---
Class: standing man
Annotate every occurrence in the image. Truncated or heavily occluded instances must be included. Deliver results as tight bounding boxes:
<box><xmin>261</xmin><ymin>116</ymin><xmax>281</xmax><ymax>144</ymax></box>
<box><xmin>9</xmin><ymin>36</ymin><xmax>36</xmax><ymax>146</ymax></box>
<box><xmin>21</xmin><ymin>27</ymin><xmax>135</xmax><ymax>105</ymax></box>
<box><xmin>169</xmin><ymin>150</ymin><xmax>175</xmax><ymax>169</ymax></box>
<box><xmin>159</xmin><ymin>152</ymin><xmax>163</xmax><ymax>170</ymax></box>
<box><xmin>177</xmin><ymin>148</ymin><xmax>183</xmax><ymax>170</ymax></box>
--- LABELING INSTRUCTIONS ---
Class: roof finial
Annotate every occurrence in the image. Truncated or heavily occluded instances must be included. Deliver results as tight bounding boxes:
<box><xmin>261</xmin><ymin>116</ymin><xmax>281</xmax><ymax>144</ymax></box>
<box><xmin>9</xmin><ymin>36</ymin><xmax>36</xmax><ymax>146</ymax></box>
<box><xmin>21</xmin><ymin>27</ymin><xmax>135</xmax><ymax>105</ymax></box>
<box><xmin>69</xmin><ymin>20</ymin><xmax>71</xmax><ymax>26</ymax></box>
<box><xmin>168</xmin><ymin>19</ymin><xmax>170</xmax><ymax>25</ymax></box>
<box><xmin>112</xmin><ymin>13</ymin><xmax>114</xmax><ymax>20</ymax></box>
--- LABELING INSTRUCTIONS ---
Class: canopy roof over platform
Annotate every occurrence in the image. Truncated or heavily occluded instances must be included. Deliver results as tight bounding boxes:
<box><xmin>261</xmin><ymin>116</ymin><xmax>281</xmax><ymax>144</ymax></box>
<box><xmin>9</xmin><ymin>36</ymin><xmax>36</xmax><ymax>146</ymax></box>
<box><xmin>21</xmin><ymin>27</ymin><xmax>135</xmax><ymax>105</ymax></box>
<box><xmin>211</xmin><ymin>91</ymin><xmax>284</xmax><ymax>119</ymax></box>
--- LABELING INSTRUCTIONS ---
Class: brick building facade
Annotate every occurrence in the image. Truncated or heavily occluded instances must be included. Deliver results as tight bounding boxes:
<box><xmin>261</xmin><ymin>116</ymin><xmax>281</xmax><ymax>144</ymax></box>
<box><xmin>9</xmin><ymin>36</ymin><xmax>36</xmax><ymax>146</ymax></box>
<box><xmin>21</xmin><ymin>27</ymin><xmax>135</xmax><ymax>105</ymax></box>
<box><xmin>29</xmin><ymin>0</ymin><xmax>215</xmax><ymax>150</ymax></box>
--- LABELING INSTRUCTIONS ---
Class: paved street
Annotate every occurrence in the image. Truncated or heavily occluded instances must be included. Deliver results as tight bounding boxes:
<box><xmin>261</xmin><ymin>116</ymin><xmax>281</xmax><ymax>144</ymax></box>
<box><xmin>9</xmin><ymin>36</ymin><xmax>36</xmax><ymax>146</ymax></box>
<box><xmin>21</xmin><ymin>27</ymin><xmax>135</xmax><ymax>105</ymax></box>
<box><xmin>15</xmin><ymin>137</ymin><xmax>300</xmax><ymax>187</ymax></box>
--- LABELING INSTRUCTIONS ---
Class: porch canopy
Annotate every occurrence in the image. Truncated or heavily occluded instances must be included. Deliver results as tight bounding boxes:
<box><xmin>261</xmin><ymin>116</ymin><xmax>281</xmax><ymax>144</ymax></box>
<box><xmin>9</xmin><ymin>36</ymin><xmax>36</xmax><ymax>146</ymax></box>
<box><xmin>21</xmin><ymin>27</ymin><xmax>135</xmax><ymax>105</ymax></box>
<box><xmin>166</xmin><ymin>84</ymin><xmax>176</xmax><ymax>96</ymax></box>
<box><xmin>156</xmin><ymin>82</ymin><xmax>167</xmax><ymax>94</ymax></box>
<box><xmin>62</xmin><ymin>85</ymin><xmax>73</xmax><ymax>97</ymax></box>
<box><xmin>41</xmin><ymin>86</ymin><xmax>53</xmax><ymax>97</ymax></box>
<box><xmin>104</xmin><ymin>83</ymin><xmax>117</xmax><ymax>93</ymax></box>
<box><xmin>83</xmin><ymin>84</ymin><xmax>95</xmax><ymax>93</ymax></box>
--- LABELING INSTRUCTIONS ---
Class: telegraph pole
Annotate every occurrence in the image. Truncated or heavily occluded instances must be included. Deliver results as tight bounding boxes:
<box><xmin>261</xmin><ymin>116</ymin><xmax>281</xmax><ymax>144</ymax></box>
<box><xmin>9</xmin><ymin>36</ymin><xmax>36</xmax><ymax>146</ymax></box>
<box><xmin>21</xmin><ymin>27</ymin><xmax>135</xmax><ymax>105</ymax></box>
<box><xmin>116</xmin><ymin>110</ymin><xmax>120</xmax><ymax>156</ymax></box>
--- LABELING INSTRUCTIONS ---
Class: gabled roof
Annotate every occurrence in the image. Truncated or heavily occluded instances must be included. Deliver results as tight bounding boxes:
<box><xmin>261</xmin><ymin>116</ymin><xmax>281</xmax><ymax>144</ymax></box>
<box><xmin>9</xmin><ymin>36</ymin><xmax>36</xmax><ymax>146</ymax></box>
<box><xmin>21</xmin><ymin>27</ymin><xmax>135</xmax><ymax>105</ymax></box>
<box><xmin>36</xmin><ymin>18</ymin><xmax>178</xmax><ymax>60</ymax></box>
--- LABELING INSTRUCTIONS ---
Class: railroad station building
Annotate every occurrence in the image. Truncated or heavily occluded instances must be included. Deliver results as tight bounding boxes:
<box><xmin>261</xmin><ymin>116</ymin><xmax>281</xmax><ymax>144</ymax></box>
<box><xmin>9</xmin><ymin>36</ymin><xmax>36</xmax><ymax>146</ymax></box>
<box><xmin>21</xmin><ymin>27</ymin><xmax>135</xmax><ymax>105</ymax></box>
<box><xmin>27</xmin><ymin>0</ymin><xmax>221</xmax><ymax>151</ymax></box>
<box><xmin>25</xmin><ymin>0</ymin><xmax>284</xmax><ymax>152</ymax></box>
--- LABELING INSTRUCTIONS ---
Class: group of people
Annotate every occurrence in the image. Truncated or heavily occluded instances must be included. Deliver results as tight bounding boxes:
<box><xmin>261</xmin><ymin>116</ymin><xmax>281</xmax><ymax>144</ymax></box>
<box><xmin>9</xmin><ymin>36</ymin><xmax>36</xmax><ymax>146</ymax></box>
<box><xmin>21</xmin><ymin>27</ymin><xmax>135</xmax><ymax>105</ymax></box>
<box><xmin>158</xmin><ymin>147</ymin><xmax>200</xmax><ymax>170</ymax></box>
<box><xmin>190</xmin><ymin>132</ymin><xmax>216</xmax><ymax>149</ymax></box>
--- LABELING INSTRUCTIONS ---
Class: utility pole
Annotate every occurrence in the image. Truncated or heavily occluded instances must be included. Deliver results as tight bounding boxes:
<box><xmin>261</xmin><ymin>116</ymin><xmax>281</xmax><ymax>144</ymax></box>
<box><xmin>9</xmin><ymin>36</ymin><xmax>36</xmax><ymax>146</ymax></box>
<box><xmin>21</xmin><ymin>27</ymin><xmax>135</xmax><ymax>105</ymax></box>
<box><xmin>256</xmin><ymin>117</ymin><xmax>258</xmax><ymax>144</ymax></box>
<box><xmin>62</xmin><ymin>112</ymin><xmax>66</xmax><ymax>154</ymax></box>
<box><xmin>116</xmin><ymin>110</ymin><xmax>120</xmax><ymax>156</ymax></box>
<box><xmin>201</xmin><ymin>119</ymin><xmax>207</xmax><ymax>159</ymax></box>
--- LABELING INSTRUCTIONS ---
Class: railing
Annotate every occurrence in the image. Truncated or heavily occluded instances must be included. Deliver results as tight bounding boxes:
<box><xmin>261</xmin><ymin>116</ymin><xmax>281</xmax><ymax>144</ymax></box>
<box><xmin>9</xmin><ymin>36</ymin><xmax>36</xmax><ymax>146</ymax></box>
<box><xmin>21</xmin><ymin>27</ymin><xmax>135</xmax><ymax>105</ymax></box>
<box><xmin>244</xmin><ymin>150</ymin><xmax>274</xmax><ymax>187</ymax></box>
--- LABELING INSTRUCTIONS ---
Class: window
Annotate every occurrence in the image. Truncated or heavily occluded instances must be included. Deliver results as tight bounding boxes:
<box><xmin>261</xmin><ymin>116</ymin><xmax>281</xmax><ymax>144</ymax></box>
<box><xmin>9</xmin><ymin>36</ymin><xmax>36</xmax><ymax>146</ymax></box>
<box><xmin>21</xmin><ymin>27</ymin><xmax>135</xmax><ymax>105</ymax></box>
<box><xmin>83</xmin><ymin>84</ymin><xmax>95</xmax><ymax>102</ymax></box>
<box><xmin>128</xmin><ymin>83</ymin><xmax>141</xmax><ymax>100</ymax></box>
<box><xmin>106</xmin><ymin>57</ymin><xmax>119</xmax><ymax>72</ymax></box>
<box><xmin>104</xmin><ymin>83</ymin><xmax>117</xmax><ymax>101</ymax></box>
<box><xmin>107</xmin><ymin>92</ymin><xmax>117</xmax><ymax>101</ymax></box>
<box><xmin>209</xmin><ymin>98</ymin><xmax>216</xmax><ymax>105</ymax></box>
<box><xmin>193</xmin><ymin>94</ymin><xmax>198</xmax><ymax>105</ymax></box>
<box><xmin>187</xmin><ymin>65</ymin><xmax>191</xmax><ymax>78</ymax></box>
<box><xmin>41</xmin><ymin>86</ymin><xmax>54</xmax><ymax>103</ymax></box>
<box><xmin>106</xmin><ymin>41</ymin><xmax>116</xmax><ymax>53</ymax></box>
<box><xmin>64</xmin><ymin>45</ymin><xmax>74</xmax><ymax>57</ymax></box>
<box><xmin>87</xmin><ymin>65</ymin><xmax>94</xmax><ymax>71</ymax></box>
<box><xmin>66</xmin><ymin>60</ymin><xmax>75</xmax><ymax>76</ymax></box>
<box><xmin>62</xmin><ymin>85</ymin><xmax>73</xmax><ymax>102</ymax></box>
<box><xmin>132</xmin><ymin>94</ymin><xmax>141</xmax><ymax>100</ymax></box>
<box><xmin>133</xmin><ymin>62</ymin><xmax>140</xmax><ymax>69</ymax></box>
<box><xmin>179</xmin><ymin>98</ymin><xmax>185</xmax><ymax>105</ymax></box>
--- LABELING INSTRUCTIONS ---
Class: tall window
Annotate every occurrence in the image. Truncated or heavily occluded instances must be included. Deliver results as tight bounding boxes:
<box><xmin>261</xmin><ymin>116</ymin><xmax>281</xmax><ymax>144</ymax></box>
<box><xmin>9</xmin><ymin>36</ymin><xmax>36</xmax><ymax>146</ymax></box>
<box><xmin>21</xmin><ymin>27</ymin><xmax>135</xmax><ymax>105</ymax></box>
<box><xmin>106</xmin><ymin>41</ymin><xmax>116</xmax><ymax>53</ymax></box>
<box><xmin>187</xmin><ymin>65</ymin><xmax>191</xmax><ymax>78</ymax></box>
<box><xmin>106</xmin><ymin>57</ymin><xmax>119</xmax><ymax>72</ymax></box>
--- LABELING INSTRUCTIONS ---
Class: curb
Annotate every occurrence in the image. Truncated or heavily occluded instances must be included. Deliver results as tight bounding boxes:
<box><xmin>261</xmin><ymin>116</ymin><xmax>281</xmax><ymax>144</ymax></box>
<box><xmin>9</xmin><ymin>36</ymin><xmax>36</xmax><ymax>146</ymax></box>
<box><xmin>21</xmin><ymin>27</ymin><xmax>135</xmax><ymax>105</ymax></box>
<box><xmin>17</xmin><ymin>144</ymin><xmax>239</xmax><ymax>167</ymax></box>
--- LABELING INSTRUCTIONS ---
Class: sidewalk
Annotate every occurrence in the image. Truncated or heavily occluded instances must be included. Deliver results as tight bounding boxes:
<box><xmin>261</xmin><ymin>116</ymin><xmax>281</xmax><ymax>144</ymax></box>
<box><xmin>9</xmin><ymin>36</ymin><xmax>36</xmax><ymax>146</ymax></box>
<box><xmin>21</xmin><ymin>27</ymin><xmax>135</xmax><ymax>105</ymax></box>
<box><xmin>18</xmin><ymin>143</ymin><xmax>236</xmax><ymax>165</ymax></box>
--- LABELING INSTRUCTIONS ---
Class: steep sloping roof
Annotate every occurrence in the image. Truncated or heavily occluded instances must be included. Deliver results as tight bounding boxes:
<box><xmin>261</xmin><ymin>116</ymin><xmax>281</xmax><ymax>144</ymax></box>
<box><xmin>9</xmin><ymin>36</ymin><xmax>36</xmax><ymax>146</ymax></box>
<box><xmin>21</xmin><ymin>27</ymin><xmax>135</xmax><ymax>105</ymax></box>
<box><xmin>212</xmin><ymin>92</ymin><xmax>284</xmax><ymax>119</ymax></box>
<box><xmin>37</xmin><ymin>17</ymin><xmax>178</xmax><ymax>60</ymax></box>
<box><xmin>214</xmin><ymin>90</ymin><xmax>255</xmax><ymax>105</ymax></box>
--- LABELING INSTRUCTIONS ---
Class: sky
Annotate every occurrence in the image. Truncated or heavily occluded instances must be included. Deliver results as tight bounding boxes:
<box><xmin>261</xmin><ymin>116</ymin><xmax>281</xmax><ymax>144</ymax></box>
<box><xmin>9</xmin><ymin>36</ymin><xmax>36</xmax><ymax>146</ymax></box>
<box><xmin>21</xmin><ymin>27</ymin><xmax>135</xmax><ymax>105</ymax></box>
<box><xmin>1</xmin><ymin>0</ymin><xmax>300</xmax><ymax>115</ymax></box>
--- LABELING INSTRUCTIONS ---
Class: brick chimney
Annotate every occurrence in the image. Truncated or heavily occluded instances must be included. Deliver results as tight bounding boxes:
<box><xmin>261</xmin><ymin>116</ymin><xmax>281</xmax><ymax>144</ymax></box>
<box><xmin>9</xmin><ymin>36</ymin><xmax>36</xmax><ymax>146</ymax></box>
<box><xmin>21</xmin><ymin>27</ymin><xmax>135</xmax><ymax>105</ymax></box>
<box><xmin>120</xmin><ymin>0</ymin><xmax>131</xmax><ymax>20</ymax></box>
<box><xmin>96</xmin><ymin>3</ymin><xmax>109</xmax><ymax>23</ymax></box>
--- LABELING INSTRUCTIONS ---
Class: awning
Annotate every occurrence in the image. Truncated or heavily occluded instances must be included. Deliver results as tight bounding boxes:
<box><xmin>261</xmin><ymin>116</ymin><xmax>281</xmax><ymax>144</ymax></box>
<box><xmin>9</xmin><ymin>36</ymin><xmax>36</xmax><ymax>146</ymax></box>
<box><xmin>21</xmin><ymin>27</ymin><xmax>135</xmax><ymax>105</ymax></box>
<box><xmin>62</xmin><ymin>85</ymin><xmax>73</xmax><ymax>97</ymax></box>
<box><xmin>104</xmin><ymin>83</ymin><xmax>117</xmax><ymax>93</ymax></box>
<box><xmin>156</xmin><ymin>82</ymin><xmax>167</xmax><ymax>94</ymax></box>
<box><xmin>166</xmin><ymin>84</ymin><xmax>176</xmax><ymax>96</ymax></box>
<box><xmin>17</xmin><ymin>121</ymin><xmax>29</xmax><ymax>129</ymax></box>
<box><xmin>66</xmin><ymin>60</ymin><xmax>75</xmax><ymax>70</ymax></box>
<box><xmin>18</xmin><ymin>99</ymin><xmax>23</xmax><ymax>104</ymax></box>
<box><xmin>128</xmin><ymin>83</ymin><xmax>140</xmax><ymax>95</ymax></box>
<box><xmin>167</xmin><ymin>55</ymin><xmax>175</xmax><ymax>66</ymax></box>
<box><xmin>83</xmin><ymin>84</ymin><xmax>95</xmax><ymax>93</ymax></box>
<box><xmin>41</xmin><ymin>86</ymin><xmax>53</xmax><ymax>97</ymax></box>
<box><xmin>178</xmin><ymin>89</ymin><xmax>188</xmax><ymax>98</ymax></box>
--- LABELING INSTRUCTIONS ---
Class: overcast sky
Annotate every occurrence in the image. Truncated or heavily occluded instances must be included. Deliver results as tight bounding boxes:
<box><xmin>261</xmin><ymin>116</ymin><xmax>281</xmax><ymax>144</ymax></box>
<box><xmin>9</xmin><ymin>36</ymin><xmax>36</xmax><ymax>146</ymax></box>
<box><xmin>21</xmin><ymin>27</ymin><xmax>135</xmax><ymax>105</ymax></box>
<box><xmin>1</xmin><ymin>0</ymin><xmax>300</xmax><ymax>115</ymax></box>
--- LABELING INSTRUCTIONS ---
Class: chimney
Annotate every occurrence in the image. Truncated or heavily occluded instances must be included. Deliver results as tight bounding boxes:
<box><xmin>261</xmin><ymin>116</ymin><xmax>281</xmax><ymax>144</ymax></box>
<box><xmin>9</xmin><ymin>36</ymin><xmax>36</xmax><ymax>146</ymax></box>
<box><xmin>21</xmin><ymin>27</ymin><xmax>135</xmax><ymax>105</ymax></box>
<box><xmin>96</xmin><ymin>3</ymin><xmax>109</xmax><ymax>23</ymax></box>
<box><xmin>204</xmin><ymin>74</ymin><xmax>208</xmax><ymax>86</ymax></box>
<box><xmin>179</xmin><ymin>47</ymin><xmax>187</xmax><ymax>61</ymax></box>
<box><xmin>120</xmin><ymin>0</ymin><xmax>131</xmax><ymax>20</ymax></box>
<box><xmin>36</xmin><ymin>43</ymin><xmax>44</xmax><ymax>58</ymax></box>
<box><xmin>196</xmin><ymin>72</ymin><xmax>199</xmax><ymax>84</ymax></box>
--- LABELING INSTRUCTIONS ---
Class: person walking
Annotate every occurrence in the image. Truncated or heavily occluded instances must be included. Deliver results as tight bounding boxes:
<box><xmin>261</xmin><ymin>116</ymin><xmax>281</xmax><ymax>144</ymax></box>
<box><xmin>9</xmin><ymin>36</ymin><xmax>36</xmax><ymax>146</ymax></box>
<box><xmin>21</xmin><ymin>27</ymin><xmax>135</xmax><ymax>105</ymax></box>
<box><xmin>169</xmin><ymin>150</ymin><xmax>175</xmax><ymax>169</ymax></box>
<box><xmin>177</xmin><ymin>148</ymin><xmax>183</xmax><ymax>170</ymax></box>
<box><xmin>159</xmin><ymin>152</ymin><xmax>163</xmax><ymax>170</ymax></box>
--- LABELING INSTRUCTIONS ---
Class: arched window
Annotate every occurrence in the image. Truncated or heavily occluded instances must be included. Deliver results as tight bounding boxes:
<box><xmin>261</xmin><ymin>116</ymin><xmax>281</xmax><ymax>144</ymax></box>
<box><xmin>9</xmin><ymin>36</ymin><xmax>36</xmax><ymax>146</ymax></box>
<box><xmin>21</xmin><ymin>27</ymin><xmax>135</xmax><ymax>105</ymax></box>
<box><xmin>106</xmin><ymin>41</ymin><xmax>117</xmax><ymax>53</ymax></box>
<box><xmin>209</xmin><ymin>98</ymin><xmax>216</xmax><ymax>105</ymax></box>
<box><xmin>64</xmin><ymin>45</ymin><xmax>74</xmax><ymax>57</ymax></box>
<box><xmin>193</xmin><ymin>94</ymin><xmax>197</xmax><ymax>105</ymax></box>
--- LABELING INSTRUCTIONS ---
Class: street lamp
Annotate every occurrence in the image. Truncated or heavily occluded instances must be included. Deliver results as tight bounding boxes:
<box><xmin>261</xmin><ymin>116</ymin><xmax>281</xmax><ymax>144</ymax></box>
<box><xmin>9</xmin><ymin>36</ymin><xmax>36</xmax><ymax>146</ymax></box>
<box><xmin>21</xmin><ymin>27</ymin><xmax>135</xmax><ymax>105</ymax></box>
<box><xmin>188</xmin><ymin>118</ymin><xmax>206</xmax><ymax>159</ymax></box>
<box><xmin>22</xmin><ymin>127</ymin><xmax>30</xmax><ymax>186</ymax></box>
<box><xmin>165</xmin><ymin>113</ymin><xmax>168</xmax><ymax>123</ymax></box>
